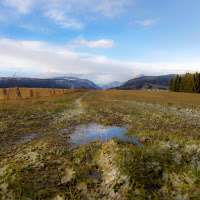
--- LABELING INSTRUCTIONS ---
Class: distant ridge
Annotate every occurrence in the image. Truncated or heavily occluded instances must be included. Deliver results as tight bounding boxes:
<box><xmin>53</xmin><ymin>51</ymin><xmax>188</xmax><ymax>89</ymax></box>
<box><xmin>0</xmin><ymin>77</ymin><xmax>101</xmax><ymax>90</ymax></box>
<box><xmin>98</xmin><ymin>81</ymin><xmax>123</xmax><ymax>90</ymax></box>
<box><xmin>115</xmin><ymin>74</ymin><xmax>176</xmax><ymax>90</ymax></box>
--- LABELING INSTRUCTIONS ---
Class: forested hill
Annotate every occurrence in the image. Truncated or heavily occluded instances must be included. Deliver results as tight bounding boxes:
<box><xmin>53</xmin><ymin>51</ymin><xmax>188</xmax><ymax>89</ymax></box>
<box><xmin>115</xmin><ymin>74</ymin><xmax>176</xmax><ymax>90</ymax></box>
<box><xmin>0</xmin><ymin>77</ymin><xmax>101</xmax><ymax>90</ymax></box>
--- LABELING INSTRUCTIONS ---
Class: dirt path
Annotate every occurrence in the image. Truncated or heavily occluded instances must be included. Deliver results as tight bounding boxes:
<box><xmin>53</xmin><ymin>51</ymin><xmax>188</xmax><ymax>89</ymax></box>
<box><xmin>55</xmin><ymin>91</ymin><xmax>91</xmax><ymax>124</ymax></box>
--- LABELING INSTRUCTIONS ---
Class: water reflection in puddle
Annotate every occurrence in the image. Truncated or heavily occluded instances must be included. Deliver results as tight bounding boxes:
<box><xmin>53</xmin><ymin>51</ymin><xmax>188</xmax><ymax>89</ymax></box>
<box><xmin>60</xmin><ymin>123</ymin><xmax>142</xmax><ymax>147</ymax></box>
<box><xmin>15</xmin><ymin>133</ymin><xmax>36</xmax><ymax>145</ymax></box>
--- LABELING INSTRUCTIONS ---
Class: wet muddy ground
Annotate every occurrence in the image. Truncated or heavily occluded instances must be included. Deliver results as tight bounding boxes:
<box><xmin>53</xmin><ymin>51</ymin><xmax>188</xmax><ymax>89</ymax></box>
<box><xmin>1</xmin><ymin>90</ymin><xmax>200</xmax><ymax>199</ymax></box>
<box><xmin>60</xmin><ymin>123</ymin><xmax>142</xmax><ymax>147</ymax></box>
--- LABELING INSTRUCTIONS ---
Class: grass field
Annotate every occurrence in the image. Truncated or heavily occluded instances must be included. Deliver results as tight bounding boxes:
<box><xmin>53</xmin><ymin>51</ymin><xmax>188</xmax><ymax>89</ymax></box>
<box><xmin>1</xmin><ymin>90</ymin><xmax>200</xmax><ymax>199</ymax></box>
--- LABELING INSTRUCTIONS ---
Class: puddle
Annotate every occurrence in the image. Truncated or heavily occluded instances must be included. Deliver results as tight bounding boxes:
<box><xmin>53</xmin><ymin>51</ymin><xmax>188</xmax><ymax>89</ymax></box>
<box><xmin>15</xmin><ymin>133</ymin><xmax>36</xmax><ymax>144</ymax></box>
<box><xmin>60</xmin><ymin>123</ymin><xmax>142</xmax><ymax>147</ymax></box>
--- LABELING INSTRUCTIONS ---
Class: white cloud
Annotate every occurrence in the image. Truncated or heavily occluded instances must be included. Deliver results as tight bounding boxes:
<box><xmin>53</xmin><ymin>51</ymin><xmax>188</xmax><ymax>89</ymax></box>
<box><xmin>1</xmin><ymin>0</ymin><xmax>133</xmax><ymax>28</ymax></box>
<box><xmin>89</xmin><ymin>0</ymin><xmax>132</xmax><ymax>18</ymax></box>
<box><xmin>42</xmin><ymin>0</ymin><xmax>133</xmax><ymax>27</ymax></box>
<box><xmin>2</xmin><ymin>0</ymin><xmax>34</xmax><ymax>14</ymax></box>
<box><xmin>0</xmin><ymin>38</ymin><xmax>199</xmax><ymax>84</ymax></box>
<box><xmin>69</xmin><ymin>36</ymin><xmax>116</xmax><ymax>48</ymax></box>
<box><xmin>44</xmin><ymin>0</ymin><xmax>132</xmax><ymax>18</ymax></box>
<box><xmin>44</xmin><ymin>9</ymin><xmax>84</xmax><ymax>29</ymax></box>
<box><xmin>136</xmin><ymin>19</ymin><xmax>157</xmax><ymax>26</ymax></box>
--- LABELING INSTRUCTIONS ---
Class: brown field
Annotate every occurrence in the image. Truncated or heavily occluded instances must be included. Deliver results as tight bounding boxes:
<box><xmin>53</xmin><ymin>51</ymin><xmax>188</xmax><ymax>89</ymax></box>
<box><xmin>101</xmin><ymin>89</ymin><xmax>200</xmax><ymax>107</ymax></box>
<box><xmin>0</xmin><ymin>87</ymin><xmax>87</xmax><ymax>100</ymax></box>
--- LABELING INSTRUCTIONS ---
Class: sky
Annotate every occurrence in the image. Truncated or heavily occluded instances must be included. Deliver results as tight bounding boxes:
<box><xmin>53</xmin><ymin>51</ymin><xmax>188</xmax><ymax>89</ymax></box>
<box><xmin>0</xmin><ymin>0</ymin><xmax>200</xmax><ymax>84</ymax></box>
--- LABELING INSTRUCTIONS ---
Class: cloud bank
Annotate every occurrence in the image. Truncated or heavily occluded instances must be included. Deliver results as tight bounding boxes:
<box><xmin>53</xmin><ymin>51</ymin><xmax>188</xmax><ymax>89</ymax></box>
<box><xmin>0</xmin><ymin>38</ymin><xmax>199</xmax><ymax>84</ymax></box>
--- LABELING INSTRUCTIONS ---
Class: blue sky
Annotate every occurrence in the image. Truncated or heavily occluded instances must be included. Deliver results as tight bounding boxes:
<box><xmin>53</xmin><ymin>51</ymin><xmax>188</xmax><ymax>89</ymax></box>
<box><xmin>0</xmin><ymin>0</ymin><xmax>200</xmax><ymax>83</ymax></box>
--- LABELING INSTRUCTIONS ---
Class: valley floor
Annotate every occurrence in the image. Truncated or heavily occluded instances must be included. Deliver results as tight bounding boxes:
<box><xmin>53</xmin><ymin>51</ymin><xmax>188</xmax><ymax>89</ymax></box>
<box><xmin>1</xmin><ymin>90</ymin><xmax>200</xmax><ymax>199</ymax></box>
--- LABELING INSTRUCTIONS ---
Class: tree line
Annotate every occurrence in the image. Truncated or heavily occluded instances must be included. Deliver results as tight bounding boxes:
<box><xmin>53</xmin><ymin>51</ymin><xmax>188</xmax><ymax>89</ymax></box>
<box><xmin>169</xmin><ymin>72</ymin><xmax>200</xmax><ymax>93</ymax></box>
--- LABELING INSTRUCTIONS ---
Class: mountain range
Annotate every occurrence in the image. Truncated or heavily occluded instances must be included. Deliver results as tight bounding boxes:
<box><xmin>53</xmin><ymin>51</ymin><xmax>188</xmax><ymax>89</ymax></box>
<box><xmin>0</xmin><ymin>74</ymin><xmax>176</xmax><ymax>90</ymax></box>
<box><xmin>0</xmin><ymin>77</ymin><xmax>101</xmax><ymax>90</ymax></box>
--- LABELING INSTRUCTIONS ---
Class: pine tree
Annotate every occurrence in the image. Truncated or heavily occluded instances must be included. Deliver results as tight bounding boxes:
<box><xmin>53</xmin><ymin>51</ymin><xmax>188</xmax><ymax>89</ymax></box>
<box><xmin>194</xmin><ymin>72</ymin><xmax>200</xmax><ymax>93</ymax></box>
<box><xmin>179</xmin><ymin>75</ymin><xmax>185</xmax><ymax>92</ymax></box>
<box><xmin>173</xmin><ymin>75</ymin><xmax>181</xmax><ymax>92</ymax></box>
<box><xmin>169</xmin><ymin>78</ymin><xmax>174</xmax><ymax>91</ymax></box>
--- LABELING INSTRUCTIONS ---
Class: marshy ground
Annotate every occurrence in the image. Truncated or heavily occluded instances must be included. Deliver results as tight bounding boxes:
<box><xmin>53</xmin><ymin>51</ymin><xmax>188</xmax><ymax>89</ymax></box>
<box><xmin>1</xmin><ymin>90</ymin><xmax>200</xmax><ymax>199</ymax></box>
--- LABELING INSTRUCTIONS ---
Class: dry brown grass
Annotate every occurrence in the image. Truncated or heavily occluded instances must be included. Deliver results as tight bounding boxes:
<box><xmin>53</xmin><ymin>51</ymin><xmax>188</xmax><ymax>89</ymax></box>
<box><xmin>0</xmin><ymin>88</ymin><xmax>87</xmax><ymax>100</ymax></box>
<box><xmin>101</xmin><ymin>89</ymin><xmax>200</xmax><ymax>107</ymax></box>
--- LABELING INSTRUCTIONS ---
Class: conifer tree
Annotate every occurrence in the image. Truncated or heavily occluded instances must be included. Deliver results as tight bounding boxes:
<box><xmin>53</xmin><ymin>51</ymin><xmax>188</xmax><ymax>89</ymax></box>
<box><xmin>173</xmin><ymin>75</ymin><xmax>181</xmax><ymax>92</ymax></box>
<box><xmin>194</xmin><ymin>72</ymin><xmax>200</xmax><ymax>93</ymax></box>
<box><xmin>170</xmin><ymin>72</ymin><xmax>200</xmax><ymax>93</ymax></box>
<box><xmin>169</xmin><ymin>78</ymin><xmax>174</xmax><ymax>91</ymax></box>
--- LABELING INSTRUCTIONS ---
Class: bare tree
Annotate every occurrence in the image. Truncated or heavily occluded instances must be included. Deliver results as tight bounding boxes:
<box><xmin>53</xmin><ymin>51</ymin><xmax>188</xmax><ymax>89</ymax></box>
<box><xmin>16</xmin><ymin>87</ymin><xmax>22</xmax><ymax>99</ymax></box>
<box><xmin>30</xmin><ymin>89</ymin><xmax>33</xmax><ymax>98</ymax></box>
<box><xmin>2</xmin><ymin>88</ymin><xmax>9</xmax><ymax>100</ymax></box>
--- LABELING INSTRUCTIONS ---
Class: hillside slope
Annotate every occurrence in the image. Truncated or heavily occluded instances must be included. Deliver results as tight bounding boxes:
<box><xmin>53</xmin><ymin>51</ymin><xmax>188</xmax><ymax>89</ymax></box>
<box><xmin>116</xmin><ymin>74</ymin><xmax>176</xmax><ymax>90</ymax></box>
